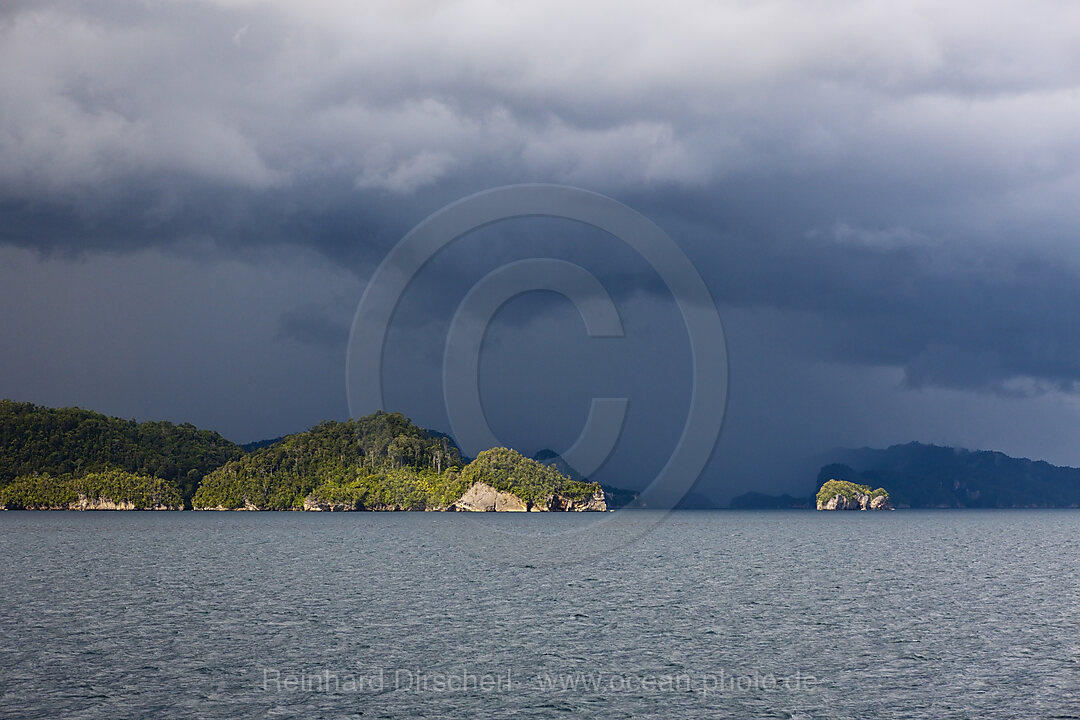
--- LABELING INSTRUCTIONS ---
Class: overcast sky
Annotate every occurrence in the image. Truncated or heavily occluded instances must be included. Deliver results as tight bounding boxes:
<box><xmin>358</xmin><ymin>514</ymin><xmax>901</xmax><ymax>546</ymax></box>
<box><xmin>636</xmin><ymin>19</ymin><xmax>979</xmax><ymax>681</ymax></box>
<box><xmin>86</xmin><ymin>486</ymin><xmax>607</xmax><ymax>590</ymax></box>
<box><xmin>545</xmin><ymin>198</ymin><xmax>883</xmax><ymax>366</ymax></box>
<box><xmin>3</xmin><ymin>0</ymin><xmax>1080</xmax><ymax>502</ymax></box>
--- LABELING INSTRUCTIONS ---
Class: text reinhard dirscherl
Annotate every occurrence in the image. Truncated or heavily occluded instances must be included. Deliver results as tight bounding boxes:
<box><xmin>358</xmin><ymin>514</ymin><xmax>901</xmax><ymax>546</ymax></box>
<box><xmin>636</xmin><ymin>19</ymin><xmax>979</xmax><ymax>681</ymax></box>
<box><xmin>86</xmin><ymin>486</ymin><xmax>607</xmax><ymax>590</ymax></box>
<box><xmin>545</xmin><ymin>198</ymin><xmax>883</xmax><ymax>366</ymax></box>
<box><xmin>260</xmin><ymin>668</ymin><xmax>816</xmax><ymax>696</ymax></box>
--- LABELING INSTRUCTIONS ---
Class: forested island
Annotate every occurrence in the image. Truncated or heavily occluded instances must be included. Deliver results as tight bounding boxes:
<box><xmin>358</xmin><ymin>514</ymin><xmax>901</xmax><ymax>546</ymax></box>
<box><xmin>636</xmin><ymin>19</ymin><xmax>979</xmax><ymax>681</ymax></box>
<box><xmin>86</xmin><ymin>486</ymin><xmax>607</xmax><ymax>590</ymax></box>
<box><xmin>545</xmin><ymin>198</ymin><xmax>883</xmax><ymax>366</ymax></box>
<box><xmin>0</xmin><ymin>399</ymin><xmax>242</xmax><ymax>502</ymax></box>
<box><xmin>0</xmin><ymin>400</ymin><xmax>607</xmax><ymax>512</ymax></box>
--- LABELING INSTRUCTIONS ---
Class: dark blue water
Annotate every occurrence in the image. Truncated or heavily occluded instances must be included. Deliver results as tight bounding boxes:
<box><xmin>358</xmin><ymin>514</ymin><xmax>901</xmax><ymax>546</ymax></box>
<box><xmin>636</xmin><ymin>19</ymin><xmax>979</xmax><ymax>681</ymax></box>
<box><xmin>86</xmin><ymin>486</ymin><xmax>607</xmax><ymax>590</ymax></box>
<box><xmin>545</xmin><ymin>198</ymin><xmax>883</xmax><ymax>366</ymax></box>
<box><xmin>2</xmin><ymin>510</ymin><xmax>1078</xmax><ymax>719</ymax></box>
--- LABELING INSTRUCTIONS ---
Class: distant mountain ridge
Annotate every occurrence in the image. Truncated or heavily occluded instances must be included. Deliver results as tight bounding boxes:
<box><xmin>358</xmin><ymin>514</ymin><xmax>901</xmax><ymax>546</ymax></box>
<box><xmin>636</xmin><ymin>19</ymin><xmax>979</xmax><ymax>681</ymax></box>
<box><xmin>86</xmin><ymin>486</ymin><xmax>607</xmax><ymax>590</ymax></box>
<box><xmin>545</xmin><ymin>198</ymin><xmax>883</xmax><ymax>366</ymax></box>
<box><xmin>731</xmin><ymin>442</ymin><xmax>1080</xmax><ymax>509</ymax></box>
<box><xmin>240</xmin><ymin>437</ymin><xmax>283</xmax><ymax>453</ymax></box>
<box><xmin>823</xmin><ymin>442</ymin><xmax>1080</xmax><ymax>508</ymax></box>
<box><xmin>729</xmin><ymin>492</ymin><xmax>809</xmax><ymax>509</ymax></box>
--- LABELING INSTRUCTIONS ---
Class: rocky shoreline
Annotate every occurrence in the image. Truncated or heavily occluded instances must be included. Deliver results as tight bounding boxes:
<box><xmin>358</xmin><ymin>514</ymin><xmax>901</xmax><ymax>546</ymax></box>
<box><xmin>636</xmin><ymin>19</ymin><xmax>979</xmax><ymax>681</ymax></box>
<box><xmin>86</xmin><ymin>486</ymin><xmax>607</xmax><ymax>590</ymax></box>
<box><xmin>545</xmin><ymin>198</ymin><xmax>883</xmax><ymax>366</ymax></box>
<box><xmin>448</xmin><ymin>481</ymin><xmax>607</xmax><ymax>512</ymax></box>
<box><xmin>816</xmin><ymin>479</ymin><xmax>893</xmax><ymax>511</ymax></box>
<box><xmin>118</xmin><ymin>481</ymin><xmax>610</xmax><ymax>512</ymax></box>
<box><xmin>3</xmin><ymin>494</ymin><xmax>182</xmax><ymax>511</ymax></box>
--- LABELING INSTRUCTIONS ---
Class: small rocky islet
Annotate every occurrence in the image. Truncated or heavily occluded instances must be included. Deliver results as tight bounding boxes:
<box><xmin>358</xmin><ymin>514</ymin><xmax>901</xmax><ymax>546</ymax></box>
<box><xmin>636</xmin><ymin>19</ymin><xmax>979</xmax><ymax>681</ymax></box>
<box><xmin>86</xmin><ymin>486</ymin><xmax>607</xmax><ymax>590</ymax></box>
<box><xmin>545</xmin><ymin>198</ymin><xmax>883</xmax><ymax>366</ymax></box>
<box><xmin>816</xmin><ymin>479</ymin><xmax>893</xmax><ymax>511</ymax></box>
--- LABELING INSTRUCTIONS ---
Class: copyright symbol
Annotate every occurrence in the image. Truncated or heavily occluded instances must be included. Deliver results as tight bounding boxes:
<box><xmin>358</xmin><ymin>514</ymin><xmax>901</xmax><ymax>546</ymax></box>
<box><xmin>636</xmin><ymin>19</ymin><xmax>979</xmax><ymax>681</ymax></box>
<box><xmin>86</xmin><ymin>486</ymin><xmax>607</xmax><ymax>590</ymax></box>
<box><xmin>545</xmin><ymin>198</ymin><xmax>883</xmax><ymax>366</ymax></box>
<box><xmin>346</xmin><ymin>184</ymin><xmax>727</xmax><ymax>530</ymax></box>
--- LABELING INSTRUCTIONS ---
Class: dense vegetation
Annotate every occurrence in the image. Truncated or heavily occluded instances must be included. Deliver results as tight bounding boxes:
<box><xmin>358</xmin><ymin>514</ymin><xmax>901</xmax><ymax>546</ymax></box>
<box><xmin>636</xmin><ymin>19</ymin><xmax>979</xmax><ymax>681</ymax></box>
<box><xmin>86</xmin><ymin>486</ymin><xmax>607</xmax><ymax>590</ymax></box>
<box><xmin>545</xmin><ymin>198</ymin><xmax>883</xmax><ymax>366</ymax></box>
<box><xmin>461</xmin><ymin>447</ymin><xmax>602</xmax><ymax>505</ymax></box>
<box><xmin>191</xmin><ymin>416</ymin><xmax>602</xmax><ymax>510</ymax></box>
<box><xmin>192</xmin><ymin>412</ymin><xmax>465</xmax><ymax>510</ymax></box>
<box><xmin>307</xmin><ymin>467</ymin><xmax>468</xmax><ymax>511</ymax></box>
<box><xmin>0</xmin><ymin>400</ymin><xmax>243</xmax><ymax>504</ymax></box>
<box><xmin>816</xmin><ymin>479</ymin><xmax>888</xmax><ymax>508</ymax></box>
<box><xmin>0</xmin><ymin>469</ymin><xmax>182</xmax><ymax>510</ymax></box>
<box><xmin>1</xmin><ymin>402</ymin><xmax>606</xmax><ymax>512</ymax></box>
<box><xmin>821</xmin><ymin>442</ymin><xmax>1080</xmax><ymax>508</ymax></box>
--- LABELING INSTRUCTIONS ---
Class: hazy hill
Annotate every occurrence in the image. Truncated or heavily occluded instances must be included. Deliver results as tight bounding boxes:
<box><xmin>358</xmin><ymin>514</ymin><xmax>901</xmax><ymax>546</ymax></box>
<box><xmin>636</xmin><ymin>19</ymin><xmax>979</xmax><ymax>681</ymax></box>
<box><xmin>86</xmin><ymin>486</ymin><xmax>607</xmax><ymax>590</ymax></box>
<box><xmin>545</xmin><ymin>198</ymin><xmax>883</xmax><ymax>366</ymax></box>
<box><xmin>729</xmin><ymin>442</ymin><xmax>1080</xmax><ymax>509</ymax></box>
<box><xmin>729</xmin><ymin>491</ymin><xmax>809</xmax><ymax>509</ymax></box>
<box><xmin>240</xmin><ymin>437</ymin><xmax>283</xmax><ymax>453</ymax></box>
<box><xmin>822</xmin><ymin>442</ymin><xmax>1080</xmax><ymax>508</ymax></box>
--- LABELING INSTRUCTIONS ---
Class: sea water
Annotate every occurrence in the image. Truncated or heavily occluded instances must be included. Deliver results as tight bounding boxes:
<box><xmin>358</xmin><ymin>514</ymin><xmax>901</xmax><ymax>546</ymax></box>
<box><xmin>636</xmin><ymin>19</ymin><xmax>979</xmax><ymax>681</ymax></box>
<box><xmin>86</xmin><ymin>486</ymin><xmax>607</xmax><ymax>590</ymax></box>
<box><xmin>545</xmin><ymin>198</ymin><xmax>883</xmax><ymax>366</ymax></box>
<box><xmin>1</xmin><ymin>510</ymin><xmax>1077</xmax><ymax>719</ymax></box>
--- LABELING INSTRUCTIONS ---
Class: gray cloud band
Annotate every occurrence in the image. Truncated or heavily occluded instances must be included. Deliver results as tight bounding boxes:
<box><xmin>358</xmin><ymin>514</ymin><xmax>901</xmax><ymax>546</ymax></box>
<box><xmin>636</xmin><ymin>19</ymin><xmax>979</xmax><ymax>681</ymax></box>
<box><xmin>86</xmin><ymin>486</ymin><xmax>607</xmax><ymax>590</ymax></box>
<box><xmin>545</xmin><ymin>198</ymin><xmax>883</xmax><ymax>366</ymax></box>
<box><xmin>346</xmin><ymin>183</ymin><xmax>728</xmax><ymax>512</ymax></box>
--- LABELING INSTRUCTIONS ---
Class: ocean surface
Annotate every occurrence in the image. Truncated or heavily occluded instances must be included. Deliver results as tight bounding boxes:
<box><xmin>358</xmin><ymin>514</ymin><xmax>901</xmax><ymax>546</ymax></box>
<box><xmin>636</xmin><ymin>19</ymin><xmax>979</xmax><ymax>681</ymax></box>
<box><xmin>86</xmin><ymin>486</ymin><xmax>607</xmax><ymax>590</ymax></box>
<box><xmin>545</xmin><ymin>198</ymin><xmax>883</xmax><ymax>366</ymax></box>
<box><xmin>1</xmin><ymin>510</ymin><xmax>1078</xmax><ymax>719</ymax></box>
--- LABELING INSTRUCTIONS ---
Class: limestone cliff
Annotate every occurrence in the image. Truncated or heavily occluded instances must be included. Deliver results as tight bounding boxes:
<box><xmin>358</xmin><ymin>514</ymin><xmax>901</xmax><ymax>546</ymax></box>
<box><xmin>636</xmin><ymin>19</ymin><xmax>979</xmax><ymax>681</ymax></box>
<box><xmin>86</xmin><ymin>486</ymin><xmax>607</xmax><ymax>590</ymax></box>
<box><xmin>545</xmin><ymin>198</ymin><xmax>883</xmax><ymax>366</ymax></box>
<box><xmin>530</xmin><ymin>488</ymin><xmax>609</xmax><ymax>512</ymax></box>
<box><xmin>71</xmin><ymin>494</ymin><xmax>181</xmax><ymax>511</ymax></box>
<box><xmin>816</xmin><ymin>479</ymin><xmax>893</xmax><ymax>511</ymax></box>
<box><xmin>450</xmin><ymin>481</ymin><xmax>608</xmax><ymax>512</ymax></box>
<box><xmin>3</xmin><ymin>494</ymin><xmax>182</xmax><ymax>511</ymax></box>
<box><xmin>302</xmin><ymin>497</ymin><xmax>360</xmax><ymax>512</ymax></box>
<box><xmin>451</xmin><ymin>482</ymin><xmax>529</xmax><ymax>512</ymax></box>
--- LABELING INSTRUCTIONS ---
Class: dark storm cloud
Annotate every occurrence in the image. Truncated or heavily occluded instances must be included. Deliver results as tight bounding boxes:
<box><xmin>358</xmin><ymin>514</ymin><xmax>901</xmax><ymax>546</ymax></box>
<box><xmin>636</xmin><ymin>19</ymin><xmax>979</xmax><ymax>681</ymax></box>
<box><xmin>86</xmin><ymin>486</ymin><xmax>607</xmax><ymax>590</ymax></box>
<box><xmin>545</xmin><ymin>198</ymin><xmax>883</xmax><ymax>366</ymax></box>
<box><xmin>699</xmin><ymin>220</ymin><xmax>1080</xmax><ymax>395</ymax></box>
<box><xmin>3</xmin><ymin>0</ymin><xmax>1080</xmax><ymax>486</ymax></box>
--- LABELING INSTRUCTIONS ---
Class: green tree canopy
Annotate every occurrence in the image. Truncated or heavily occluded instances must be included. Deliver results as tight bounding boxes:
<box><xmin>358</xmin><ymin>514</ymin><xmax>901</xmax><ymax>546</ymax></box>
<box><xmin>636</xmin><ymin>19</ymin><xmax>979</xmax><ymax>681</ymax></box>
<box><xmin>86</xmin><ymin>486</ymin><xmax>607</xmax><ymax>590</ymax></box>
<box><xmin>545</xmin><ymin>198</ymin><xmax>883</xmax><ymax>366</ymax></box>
<box><xmin>192</xmin><ymin>412</ymin><xmax>464</xmax><ymax>510</ymax></box>
<box><xmin>0</xmin><ymin>399</ymin><xmax>242</xmax><ymax>504</ymax></box>
<box><xmin>461</xmin><ymin>447</ymin><xmax>601</xmax><ymax>504</ymax></box>
<box><xmin>1</xmin><ymin>469</ymin><xmax>182</xmax><ymax>510</ymax></box>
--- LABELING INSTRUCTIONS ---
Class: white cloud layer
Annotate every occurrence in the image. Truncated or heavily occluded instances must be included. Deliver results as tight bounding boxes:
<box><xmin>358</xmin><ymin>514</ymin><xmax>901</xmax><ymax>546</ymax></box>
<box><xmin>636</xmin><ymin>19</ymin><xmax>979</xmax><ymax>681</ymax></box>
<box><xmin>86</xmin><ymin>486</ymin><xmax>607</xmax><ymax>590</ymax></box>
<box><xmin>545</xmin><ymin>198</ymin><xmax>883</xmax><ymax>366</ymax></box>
<box><xmin>2</xmin><ymin>0</ymin><xmax>1078</xmax><ymax>207</ymax></box>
